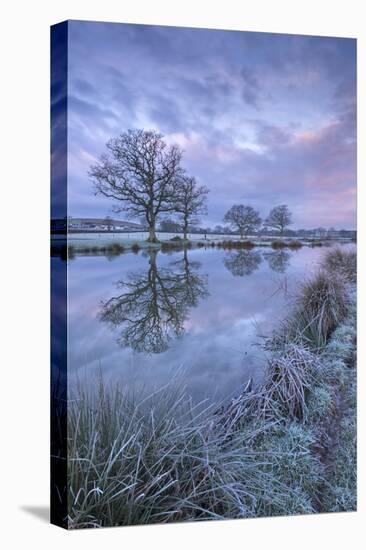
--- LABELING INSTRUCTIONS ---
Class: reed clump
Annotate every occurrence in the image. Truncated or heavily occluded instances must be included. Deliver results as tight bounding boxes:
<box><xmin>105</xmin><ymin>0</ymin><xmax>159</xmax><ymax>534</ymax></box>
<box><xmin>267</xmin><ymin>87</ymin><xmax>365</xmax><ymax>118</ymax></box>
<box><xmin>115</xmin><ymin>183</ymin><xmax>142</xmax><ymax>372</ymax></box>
<box><xmin>294</xmin><ymin>271</ymin><xmax>348</xmax><ymax>349</ymax></box>
<box><xmin>271</xmin><ymin>240</ymin><xmax>303</xmax><ymax>249</ymax></box>
<box><xmin>217</xmin><ymin>240</ymin><xmax>256</xmax><ymax>250</ymax></box>
<box><xmin>271</xmin><ymin>240</ymin><xmax>287</xmax><ymax>249</ymax></box>
<box><xmin>287</xmin><ymin>240</ymin><xmax>303</xmax><ymax>249</ymax></box>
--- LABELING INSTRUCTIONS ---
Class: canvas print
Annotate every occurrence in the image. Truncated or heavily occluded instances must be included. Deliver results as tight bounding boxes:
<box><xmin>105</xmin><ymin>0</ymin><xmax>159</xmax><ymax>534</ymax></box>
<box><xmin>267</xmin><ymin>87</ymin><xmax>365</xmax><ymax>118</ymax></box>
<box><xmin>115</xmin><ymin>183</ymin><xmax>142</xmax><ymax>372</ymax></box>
<box><xmin>51</xmin><ymin>20</ymin><xmax>357</xmax><ymax>529</ymax></box>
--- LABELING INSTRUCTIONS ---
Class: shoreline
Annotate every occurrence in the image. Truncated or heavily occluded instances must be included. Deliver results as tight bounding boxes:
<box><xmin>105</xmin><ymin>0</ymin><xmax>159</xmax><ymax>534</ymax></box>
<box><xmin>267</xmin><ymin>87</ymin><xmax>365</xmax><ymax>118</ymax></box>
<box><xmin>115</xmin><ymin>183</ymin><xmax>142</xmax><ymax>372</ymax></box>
<box><xmin>51</xmin><ymin>234</ymin><xmax>355</xmax><ymax>257</ymax></box>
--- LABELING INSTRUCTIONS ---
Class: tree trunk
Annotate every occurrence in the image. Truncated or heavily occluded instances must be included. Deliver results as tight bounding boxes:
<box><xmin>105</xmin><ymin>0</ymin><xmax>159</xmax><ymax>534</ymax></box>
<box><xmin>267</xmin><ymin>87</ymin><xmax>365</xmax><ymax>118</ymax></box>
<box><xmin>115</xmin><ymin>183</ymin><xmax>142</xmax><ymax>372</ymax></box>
<box><xmin>183</xmin><ymin>247</ymin><xmax>188</xmax><ymax>266</ymax></box>
<box><xmin>183</xmin><ymin>221</ymin><xmax>188</xmax><ymax>241</ymax></box>
<box><xmin>149</xmin><ymin>249</ymin><xmax>158</xmax><ymax>270</ymax></box>
<box><xmin>147</xmin><ymin>223</ymin><xmax>159</xmax><ymax>243</ymax></box>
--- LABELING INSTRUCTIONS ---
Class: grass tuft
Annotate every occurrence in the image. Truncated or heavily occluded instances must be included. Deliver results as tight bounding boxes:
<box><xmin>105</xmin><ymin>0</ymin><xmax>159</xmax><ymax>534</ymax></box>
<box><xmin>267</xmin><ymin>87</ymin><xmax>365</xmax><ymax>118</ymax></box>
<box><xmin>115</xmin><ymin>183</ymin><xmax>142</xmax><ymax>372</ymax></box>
<box><xmin>287</xmin><ymin>240</ymin><xmax>303</xmax><ymax>249</ymax></box>
<box><xmin>257</xmin><ymin>343</ymin><xmax>319</xmax><ymax>422</ymax></box>
<box><xmin>294</xmin><ymin>272</ymin><xmax>348</xmax><ymax>349</ymax></box>
<box><xmin>323</xmin><ymin>247</ymin><xmax>356</xmax><ymax>283</ymax></box>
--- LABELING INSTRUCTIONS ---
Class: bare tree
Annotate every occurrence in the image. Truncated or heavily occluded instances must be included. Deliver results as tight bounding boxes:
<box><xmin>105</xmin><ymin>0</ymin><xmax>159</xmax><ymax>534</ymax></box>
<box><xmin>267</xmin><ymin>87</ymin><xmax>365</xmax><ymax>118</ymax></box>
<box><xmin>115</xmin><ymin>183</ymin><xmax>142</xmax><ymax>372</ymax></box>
<box><xmin>265</xmin><ymin>205</ymin><xmax>293</xmax><ymax>235</ymax></box>
<box><xmin>174</xmin><ymin>175</ymin><xmax>209</xmax><ymax>240</ymax></box>
<box><xmin>89</xmin><ymin>129</ymin><xmax>183</xmax><ymax>242</ymax></box>
<box><xmin>223</xmin><ymin>205</ymin><xmax>261</xmax><ymax>238</ymax></box>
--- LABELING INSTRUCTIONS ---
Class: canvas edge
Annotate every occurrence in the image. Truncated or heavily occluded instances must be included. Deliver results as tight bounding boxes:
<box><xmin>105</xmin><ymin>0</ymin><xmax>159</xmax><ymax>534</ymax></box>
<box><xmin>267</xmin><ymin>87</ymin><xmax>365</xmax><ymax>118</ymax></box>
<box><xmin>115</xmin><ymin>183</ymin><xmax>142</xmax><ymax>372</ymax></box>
<box><xmin>50</xmin><ymin>20</ymin><xmax>69</xmax><ymax>530</ymax></box>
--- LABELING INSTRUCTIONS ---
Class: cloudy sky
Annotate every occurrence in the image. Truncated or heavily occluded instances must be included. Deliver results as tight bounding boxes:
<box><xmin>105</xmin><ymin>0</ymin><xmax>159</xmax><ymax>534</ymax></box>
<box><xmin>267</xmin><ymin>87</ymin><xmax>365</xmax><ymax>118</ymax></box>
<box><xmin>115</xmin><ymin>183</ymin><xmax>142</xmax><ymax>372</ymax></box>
<box><xmin>66</xmin><ymin>20</ymin><xmax>356</xmax><ymax>229</ymax></box>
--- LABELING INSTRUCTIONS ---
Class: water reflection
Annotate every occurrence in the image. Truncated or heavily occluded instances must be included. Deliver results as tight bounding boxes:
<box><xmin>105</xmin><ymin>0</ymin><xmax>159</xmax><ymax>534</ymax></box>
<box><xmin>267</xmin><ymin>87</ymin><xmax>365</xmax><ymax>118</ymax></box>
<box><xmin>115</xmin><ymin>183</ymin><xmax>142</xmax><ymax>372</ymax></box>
<box><xmin>263</xmin><ymin>249</ymin><xmax>291</xmax><ymax>274</ymax></box>
<box><xmin>99</xmin><ymin>249</ymin><xmax>209</xmax><ymax>354</ymax></box>
<box><xmin>223</xmin><ymin>249</ymin><xmax>262</xmax><ymax>277</ymax></box>
<box><xmin>67</xmin><ymin>244</ymin><xmax>344</xmax><ymax>403</ymax></box>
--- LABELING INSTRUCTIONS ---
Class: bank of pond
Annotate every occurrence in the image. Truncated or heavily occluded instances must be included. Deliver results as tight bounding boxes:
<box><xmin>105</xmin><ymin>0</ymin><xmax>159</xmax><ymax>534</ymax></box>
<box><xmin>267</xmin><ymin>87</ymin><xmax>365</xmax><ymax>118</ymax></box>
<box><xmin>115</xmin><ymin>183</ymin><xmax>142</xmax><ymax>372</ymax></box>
<box><xmin>51</xmin><ymin>235</ymin><xmax>355</xmax><ymax>258</ymax></box>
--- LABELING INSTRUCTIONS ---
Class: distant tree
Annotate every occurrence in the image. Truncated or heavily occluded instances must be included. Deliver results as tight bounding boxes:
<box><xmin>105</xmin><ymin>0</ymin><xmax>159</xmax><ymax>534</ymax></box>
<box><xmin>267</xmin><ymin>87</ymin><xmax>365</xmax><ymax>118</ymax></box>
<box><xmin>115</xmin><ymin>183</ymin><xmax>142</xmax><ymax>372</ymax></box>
<box><xmin>285</xmin><ymin>229</ymin><xmax>297</xmax><ymax>237</ymax></box>
<box><xmin>159</xmin><ymin>218</ymin><xmax>182</xmax><ymax>233</ymax></box>
<box><xmin>186</xmin><ymin>224</ymin><xmax>200</xmax><ymax>234</ymax></box>
<box><xmin>89</xmin><ymin>129</ymin><xmax>183</xmax><ymax>243</ymax></box>
<box><xmin>314</xmin><ymin>227</ymin><xmax>327</xmax><ymax>238</ymax></box>
<box><xmin>174</xmin><ymin>175</ymin><xmax>209</xmax><ymax>240</ymax></box>
<box><xmin>265</xmin><ymin>205</ymin><xmax>293</xmax><ymax>235</ymax></box>
<box><xmin>223</xmin><ymin>205</ymin><xmax>262</xmax><ymax>238</ymax></box>
<box><xmin>104</xmin><ymin>215</ymin><xmax>113</xmax><ymax>232</ymax></box>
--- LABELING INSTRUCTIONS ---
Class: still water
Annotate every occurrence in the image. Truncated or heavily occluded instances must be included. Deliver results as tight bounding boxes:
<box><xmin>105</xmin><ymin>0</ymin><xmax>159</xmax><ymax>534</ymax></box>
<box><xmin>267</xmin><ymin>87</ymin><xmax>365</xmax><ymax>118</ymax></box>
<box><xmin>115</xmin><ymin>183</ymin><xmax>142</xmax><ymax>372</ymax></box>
<box><xmin>66</xmin><ymin>245</ymin><xmax>340</xmax><ymax>404</ymax></box>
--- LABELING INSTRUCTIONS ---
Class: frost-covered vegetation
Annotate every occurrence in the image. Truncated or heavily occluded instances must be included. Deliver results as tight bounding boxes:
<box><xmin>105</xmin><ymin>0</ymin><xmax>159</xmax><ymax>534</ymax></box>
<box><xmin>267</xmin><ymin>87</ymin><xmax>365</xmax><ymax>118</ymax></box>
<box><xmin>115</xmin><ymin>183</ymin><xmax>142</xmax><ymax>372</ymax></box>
<box><xmin>67</xmin><ymin>248</ymin><xmax>356</xmax><ymax>528</ymax></box>
<box><xmin>63</xmin><ymin>235</ymin><xmax>329</xmax><ymax>256</ymax></box>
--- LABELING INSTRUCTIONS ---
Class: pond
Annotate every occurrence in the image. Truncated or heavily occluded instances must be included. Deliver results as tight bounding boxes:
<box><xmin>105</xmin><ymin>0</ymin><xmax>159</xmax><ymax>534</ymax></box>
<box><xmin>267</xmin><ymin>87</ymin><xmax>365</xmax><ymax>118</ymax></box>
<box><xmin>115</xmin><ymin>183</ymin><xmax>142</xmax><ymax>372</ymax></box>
<box><xmin>64</xmin><ymin>244</ymin><xmax>348</xmax><ymax>405</ymax></box>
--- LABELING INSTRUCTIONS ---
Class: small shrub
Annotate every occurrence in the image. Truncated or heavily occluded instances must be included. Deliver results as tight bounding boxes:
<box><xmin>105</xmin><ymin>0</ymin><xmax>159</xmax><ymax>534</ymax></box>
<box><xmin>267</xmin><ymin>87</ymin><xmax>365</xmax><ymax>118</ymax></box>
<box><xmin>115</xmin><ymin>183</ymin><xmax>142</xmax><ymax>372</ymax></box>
<box><xmin>287</xmin><ymin>240</ymin><xmax>303</xmax><ymax>249</ymax></box>
<box><xmin>108</xmin><ymin>243</ymin><xmax>125</xmax><ymax>254</ymax></box>
<box><xmin>217</xmin><ymin>240</ymin><xmax>255</xmax><ymax>250</ymax></box>
<box><xmin>131</xmin><ymin>243</ymin><xmax>140</xmax><ymax>253</ymax></box>
<box><xmin>271</xmin><ymin>240</ymin><xmax>303</xmax><ymax>249</ymax></box>
<box><xmin>271</xmin><ymin>240</ymin><xmax>287</xmax><ymax>249</ymax></box>
<box><xmin>161</xmin><ymin>239</ymin><xmax>185</xmax><ymax>251</ymax></box>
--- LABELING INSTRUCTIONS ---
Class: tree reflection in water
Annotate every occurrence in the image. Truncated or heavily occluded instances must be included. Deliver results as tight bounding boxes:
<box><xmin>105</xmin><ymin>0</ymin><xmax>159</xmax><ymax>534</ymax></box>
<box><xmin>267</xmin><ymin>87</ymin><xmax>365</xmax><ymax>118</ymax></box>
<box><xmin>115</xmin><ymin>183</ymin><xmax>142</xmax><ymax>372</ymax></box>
<box><xmin>99</xmin><ymin>249</ymin><xmax>209</xmax><ymax>354</ymax></box>
<box><xmin>263</xmin><ymin>249</ymin><xmax>291</xmax><ymax>273</ymax></box>
<box><xmin>223</xmin><ymin>249</ymin><xmax>262</xmax><ymax>276</ymax></box>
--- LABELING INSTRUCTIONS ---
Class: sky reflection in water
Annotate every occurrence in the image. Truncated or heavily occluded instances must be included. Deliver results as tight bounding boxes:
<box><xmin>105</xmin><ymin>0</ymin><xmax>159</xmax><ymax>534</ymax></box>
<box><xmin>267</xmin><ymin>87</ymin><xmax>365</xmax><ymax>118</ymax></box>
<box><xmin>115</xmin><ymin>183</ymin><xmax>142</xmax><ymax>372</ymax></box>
<box><xmin>67</xmin><ymin>246</ymin><xmax>331</xmax><ymax>404</ymax></box>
